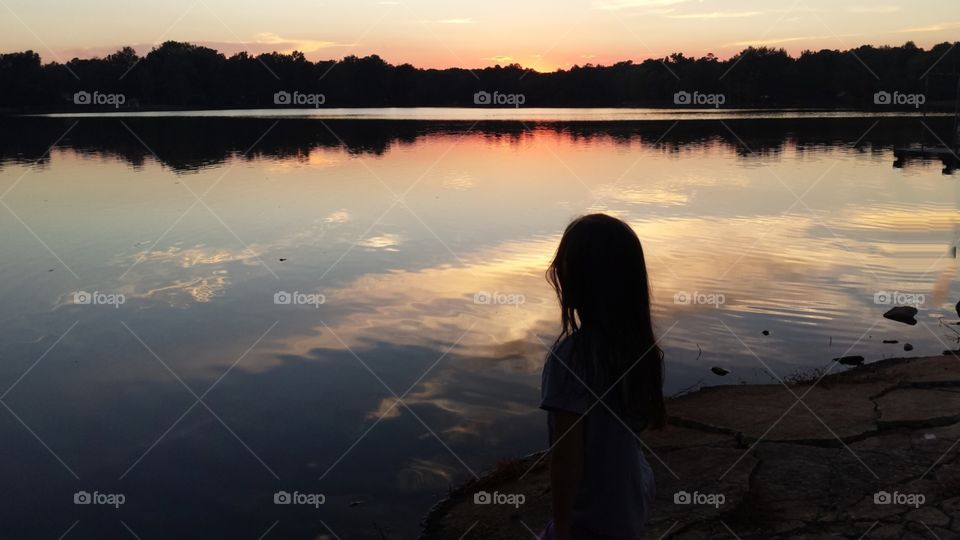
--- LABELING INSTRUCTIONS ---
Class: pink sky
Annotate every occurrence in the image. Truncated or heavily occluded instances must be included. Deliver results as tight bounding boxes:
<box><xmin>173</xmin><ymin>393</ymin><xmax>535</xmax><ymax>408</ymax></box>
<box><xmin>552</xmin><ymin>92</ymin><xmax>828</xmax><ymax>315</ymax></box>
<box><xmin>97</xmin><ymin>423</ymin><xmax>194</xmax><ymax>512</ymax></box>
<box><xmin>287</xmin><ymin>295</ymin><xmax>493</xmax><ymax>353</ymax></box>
<box><xmin>2</xmin><ymin>0</ymin><xmax>959</xmax><ymax>71</ymax></box>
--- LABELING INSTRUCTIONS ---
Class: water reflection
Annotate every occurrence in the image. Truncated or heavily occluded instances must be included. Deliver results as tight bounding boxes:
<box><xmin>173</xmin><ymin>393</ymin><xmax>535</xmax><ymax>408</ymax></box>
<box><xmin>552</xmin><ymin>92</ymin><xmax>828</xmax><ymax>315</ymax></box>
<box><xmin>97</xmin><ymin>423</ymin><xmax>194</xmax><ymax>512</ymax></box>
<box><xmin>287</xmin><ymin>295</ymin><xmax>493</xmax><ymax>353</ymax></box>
<box><xmin>3</xmin><ymin>114</ymin><xmax>956</xmax><ymax>172</ymax></box>
<box><xmin>1</xmin><ymin>114</ymin><xmax>959</xmax><ymax>538</ymax></box>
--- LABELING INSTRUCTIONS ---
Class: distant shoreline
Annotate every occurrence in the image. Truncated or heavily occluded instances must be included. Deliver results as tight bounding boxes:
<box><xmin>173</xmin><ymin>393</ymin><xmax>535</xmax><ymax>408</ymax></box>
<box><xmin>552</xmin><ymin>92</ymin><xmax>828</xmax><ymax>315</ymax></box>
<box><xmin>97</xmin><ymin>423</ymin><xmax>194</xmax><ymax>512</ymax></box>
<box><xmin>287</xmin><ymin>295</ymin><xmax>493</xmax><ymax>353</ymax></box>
<box><xmin>6</xmin><ymin>107</ymin><xmax>956</xmax><ymax>121</ymax></box>
<box><xmin>3</xmin><ymin>41</ymin><xmax>959</xmax><ymax>115</ymax></box>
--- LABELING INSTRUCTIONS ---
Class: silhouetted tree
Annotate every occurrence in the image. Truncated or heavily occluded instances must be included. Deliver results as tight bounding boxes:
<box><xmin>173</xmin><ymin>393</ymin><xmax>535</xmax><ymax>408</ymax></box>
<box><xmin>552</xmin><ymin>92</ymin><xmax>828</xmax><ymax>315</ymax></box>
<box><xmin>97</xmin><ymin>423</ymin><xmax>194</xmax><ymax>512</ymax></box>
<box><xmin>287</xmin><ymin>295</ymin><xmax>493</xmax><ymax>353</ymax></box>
<box><xmin>1</xmin><ymin>41</ymin><xmax>958</xmax><ymax>111</ymax></box>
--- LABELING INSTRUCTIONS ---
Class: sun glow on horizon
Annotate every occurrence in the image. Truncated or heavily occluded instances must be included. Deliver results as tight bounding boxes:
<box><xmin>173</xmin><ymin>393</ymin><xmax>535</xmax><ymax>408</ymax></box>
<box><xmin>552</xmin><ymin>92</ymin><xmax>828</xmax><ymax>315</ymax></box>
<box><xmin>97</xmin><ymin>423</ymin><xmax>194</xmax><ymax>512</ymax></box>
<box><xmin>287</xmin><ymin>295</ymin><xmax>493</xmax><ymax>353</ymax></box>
<box><xmin>1</xmin><ymin>0</ymin><xmax>958</xmax><ymax>71</ymax></box>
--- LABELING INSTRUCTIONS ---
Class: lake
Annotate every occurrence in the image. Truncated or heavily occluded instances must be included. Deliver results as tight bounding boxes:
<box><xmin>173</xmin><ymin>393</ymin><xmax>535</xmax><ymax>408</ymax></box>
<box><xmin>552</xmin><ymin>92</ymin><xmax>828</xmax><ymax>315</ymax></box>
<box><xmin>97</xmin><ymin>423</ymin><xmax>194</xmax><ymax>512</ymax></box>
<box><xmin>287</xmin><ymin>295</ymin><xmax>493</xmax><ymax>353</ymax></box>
<box><xmin>1</xmin><ymin>110</ymin><xmax>958</xmax><ymax>539</ymax></box>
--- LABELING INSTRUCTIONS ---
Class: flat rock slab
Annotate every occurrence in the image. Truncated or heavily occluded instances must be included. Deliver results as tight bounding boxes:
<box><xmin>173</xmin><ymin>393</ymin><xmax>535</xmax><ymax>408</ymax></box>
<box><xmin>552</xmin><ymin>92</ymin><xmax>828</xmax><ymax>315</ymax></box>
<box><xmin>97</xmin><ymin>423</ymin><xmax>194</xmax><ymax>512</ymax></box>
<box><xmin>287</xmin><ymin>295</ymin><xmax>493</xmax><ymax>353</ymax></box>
<box><xmin>646</xmin><ymin>446</ymin><xmax>757</xmax><ymax>525</ymax></box>
<box><xmin>839</xmin><ymin>354</ymin><xmax>959</xmax><ymax>385</ymax></box>
<box><xmin>421</xmin><ymin>355</ymin><xmax>960</xmax><ymax>539</ymax></box>
<box><xmin>667</xmin><ymin>381</ymin><xmax>887</xmax><ymax>443</ymax></box>
<box><xmin>641</xmin><ymin>424</ymin><xmax>730</xmax><ymax>449</ymax></box>
<box><xmin>877</xmin><ymin>388</ymin><xmax>960</xmax><ymax>428</ymax></box>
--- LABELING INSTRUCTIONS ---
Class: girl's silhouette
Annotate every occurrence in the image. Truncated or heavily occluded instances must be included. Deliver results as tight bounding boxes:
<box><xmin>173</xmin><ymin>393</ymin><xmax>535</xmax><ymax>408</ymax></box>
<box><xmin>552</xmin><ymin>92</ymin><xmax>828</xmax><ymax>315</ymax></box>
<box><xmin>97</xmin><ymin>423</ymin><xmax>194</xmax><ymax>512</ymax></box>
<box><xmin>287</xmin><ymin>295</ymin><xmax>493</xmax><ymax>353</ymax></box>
<box><xmin>539</xmin><ymin>213</ymin><xmax>665</xmax><ymax>540</ymax></box>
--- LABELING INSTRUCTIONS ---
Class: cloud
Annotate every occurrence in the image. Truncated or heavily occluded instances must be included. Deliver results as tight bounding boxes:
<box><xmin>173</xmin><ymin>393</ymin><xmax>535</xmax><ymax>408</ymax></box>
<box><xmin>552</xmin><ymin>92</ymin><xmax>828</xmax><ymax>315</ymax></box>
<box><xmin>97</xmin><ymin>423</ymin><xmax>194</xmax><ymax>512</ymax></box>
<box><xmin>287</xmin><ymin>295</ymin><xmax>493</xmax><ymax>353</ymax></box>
<box><xmin>483</xmin><ymin>55</ymin><xmax>515</xmax><ymax>63</ymax></box>
<box><xmin>251</xmin><ymin>32</ymin><xmax>343</xmax><ymax>53</ymax></box>
<box><xmin>324</xmin><ymin>209</ymin><xmax>351</xmax><ymax>224</ymax></box>
<box><xmin>645</xmin><ymin>8</ymin><xmax>679</xmax><ymax>15</ymax></box>
<box><xmin>359</xmin><ymin>233</ymin><xmax>403</xmax><ymax>251</ymax></box>
<box><xmin>667</xmin><ymin>11</ymin><xmax>762</xmax><ymax>19</ymax></box>
<box><xmin>426</xmin><ymin>18</ymin><xmax>475</xmax><ymax>24</ymax></box>
<box><xmin>898</xmin><ymin>21</ymin><xmax>960</xmax><ymax>33</ymax></box>
<box><xmin>724</xmin><ymin>35</ymin><xmax>827</xmax><ymax>48</ymax></box>
<box><xmin>593</xmin><ymin>0</ymin><xmax>691</xmax><ymax>11</ymax></box>
<box><xmin>846</xmin><ymin>5</ymin><xmax>901</xmax><ymax>14</ymax></box>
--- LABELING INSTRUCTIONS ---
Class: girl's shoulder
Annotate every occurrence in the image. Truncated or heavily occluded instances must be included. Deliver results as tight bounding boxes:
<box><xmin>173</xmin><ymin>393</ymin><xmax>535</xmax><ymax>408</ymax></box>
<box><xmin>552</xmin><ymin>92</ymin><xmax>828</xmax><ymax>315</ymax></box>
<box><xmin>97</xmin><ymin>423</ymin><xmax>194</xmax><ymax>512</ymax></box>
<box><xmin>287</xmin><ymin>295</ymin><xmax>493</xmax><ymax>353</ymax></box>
<box><xmin>549</xmin><ymin>334</ymin><xmax>575</xmax><ymax>361</ymax></box>
<box><xmin>543</xmin><ymin>334</ymin><xmax>582</xmax><ymax>378</ymax></box>
<box><xmin>540</xmin><ymin>335</ymin><xmax>591</xmax><ymax>414</ymax></box>
<box><xmin>542</xmin><ymin>335</ymin><xmax>591</xmax><ymax>387</ymax></box>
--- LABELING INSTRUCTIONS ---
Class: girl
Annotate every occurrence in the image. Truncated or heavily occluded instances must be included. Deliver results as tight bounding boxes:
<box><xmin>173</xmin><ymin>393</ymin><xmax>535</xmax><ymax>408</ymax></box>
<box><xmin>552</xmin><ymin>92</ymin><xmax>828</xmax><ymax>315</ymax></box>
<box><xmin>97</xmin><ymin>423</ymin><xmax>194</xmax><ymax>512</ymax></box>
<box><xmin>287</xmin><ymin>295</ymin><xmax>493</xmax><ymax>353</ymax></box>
<box><xmin>539</xmin><ymin>214</ymin><xmax>665</xmax><ymax>540</ymax></box>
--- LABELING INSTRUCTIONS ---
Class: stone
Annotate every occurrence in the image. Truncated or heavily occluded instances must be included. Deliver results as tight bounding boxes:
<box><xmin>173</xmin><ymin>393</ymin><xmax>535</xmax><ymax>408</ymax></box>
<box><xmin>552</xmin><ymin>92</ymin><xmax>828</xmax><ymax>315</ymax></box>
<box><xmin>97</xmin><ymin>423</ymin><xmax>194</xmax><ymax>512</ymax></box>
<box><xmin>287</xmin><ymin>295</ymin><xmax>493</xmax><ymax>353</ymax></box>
<box><xmin>883</xmin><ymin>306</ymin><xmax>919</xmax><ymax>325</ymax></box>
<box><xmin>834</xmin><ymin>355</ymin><xmax>865</xmax><ymax>366</ymax></box>
<box><xmin>904</xmin><ymin>506</ymin><xmax>949</xmax><ymax>527</ymax></box>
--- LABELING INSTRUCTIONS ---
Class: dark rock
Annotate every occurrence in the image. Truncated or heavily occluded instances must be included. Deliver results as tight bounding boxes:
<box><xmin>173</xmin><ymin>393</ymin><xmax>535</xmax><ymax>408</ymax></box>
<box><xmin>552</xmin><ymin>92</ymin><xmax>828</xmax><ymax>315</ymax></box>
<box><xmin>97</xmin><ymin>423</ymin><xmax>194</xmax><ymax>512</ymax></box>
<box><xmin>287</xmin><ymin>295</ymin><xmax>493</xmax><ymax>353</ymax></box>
<box><xmin>956</xmin><ymin>299</ymin><xmax>960</xmax><ymax>319</ymax></box>
<box><xmin>904</xmin><ymin>343</ymin><xmax>914</xmax><ymax>352</ymax></box>
<box><xmin>883</xmin><ymin>306</ymin><xmax>918</xmax><ymax>325</ymax></box>
<box><xmin>735</xmin><ymin>431</ymin><xmax>746</xmax><ymax>449</ymax></box>
<box><xmin>833</xmin><ymin>355</ymin><xmax>865</xmax><ymax>366</ymax></box>
<box><xmin>711</xmin><ymin>367</ymin><xmax>730</xmax><ymax>376</ymax></box>
<box><xmin>882</xmin><ymin>340</ymin><xmax>899</xmax><ymax>344</ymax></box>
<box><xmin>279</xmin><ymin>258</ymin><xmax>287</xmax><ymax>262</ymax></box>
<box><xmin>762</xmin><ymin>330</ymin><xmax>770</xmax><ymax>336</ymax></box>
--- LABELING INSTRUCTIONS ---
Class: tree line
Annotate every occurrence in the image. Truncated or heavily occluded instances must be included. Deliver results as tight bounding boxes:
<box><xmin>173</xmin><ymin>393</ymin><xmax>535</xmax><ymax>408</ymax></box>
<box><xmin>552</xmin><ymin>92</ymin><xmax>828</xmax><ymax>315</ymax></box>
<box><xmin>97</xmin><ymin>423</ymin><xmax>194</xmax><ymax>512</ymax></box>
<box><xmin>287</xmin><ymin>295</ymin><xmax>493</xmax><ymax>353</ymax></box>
<box><xmin>0</xmin><ymin>41</ymin><xmax>958</xmax><ymax>111</ymax></box>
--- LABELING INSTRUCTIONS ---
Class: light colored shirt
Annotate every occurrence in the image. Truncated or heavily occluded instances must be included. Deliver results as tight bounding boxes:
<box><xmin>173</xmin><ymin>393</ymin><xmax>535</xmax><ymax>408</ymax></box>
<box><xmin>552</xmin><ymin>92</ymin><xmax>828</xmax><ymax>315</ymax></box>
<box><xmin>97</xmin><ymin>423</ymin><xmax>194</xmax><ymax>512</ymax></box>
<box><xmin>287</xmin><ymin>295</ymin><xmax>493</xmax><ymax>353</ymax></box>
<box><xmin>540</xmin><ymin>337</ymin><xmax>656</xmax><ymax>540</ymax></box>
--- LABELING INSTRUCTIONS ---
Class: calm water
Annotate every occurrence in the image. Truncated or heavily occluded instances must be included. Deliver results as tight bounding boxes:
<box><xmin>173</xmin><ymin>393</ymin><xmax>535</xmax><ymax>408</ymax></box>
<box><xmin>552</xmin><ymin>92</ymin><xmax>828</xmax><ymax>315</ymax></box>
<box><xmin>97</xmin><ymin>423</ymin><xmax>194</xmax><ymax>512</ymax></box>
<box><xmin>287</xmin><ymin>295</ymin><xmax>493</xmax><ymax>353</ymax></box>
<box><xmin>1</xmin><ymin>112</ymin><xmax>958</xmax><ymax>538</ymax></box>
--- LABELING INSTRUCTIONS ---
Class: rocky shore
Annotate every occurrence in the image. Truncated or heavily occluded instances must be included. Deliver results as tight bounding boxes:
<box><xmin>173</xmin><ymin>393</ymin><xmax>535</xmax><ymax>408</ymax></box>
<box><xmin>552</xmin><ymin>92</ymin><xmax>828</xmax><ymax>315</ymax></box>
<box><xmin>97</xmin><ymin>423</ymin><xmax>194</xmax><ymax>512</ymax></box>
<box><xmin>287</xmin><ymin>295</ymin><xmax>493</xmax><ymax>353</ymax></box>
<box><xmin>421</xmin><ymin>354</ymin><xmax>960</xmax><ymax>539</ymax></box>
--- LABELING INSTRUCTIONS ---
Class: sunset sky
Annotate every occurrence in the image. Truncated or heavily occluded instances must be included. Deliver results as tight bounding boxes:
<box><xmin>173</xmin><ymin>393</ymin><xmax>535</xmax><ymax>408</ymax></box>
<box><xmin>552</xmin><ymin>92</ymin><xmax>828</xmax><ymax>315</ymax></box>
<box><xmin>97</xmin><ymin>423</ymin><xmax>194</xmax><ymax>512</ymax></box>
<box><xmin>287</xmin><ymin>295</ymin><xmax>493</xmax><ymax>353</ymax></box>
<box><xmin>1</xmin><ymin>0</ymin><xmax>959</xmax><ymax>71</ymax></box>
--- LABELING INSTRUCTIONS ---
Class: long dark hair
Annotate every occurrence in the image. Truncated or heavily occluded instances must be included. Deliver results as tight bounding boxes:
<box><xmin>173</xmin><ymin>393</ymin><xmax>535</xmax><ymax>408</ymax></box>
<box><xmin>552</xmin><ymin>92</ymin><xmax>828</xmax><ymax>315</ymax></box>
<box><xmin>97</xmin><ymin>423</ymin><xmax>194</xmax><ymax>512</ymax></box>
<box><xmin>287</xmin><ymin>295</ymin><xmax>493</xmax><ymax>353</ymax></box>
<box><xmin>546</xmin><ymin>213</ymin><xmax>665</xmax><ymax>430</ymax></box>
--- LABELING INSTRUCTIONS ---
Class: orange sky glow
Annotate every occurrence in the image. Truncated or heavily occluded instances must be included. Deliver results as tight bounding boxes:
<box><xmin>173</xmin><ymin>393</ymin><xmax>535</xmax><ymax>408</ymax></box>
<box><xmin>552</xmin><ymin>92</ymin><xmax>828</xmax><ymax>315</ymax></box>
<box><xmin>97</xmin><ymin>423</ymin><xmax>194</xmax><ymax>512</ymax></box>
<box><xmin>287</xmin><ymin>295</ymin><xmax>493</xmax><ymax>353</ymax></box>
<box><xmin>1</xmin><ymin>0</ymin><xmax>959</xmax><ymax>71</ymax></box>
